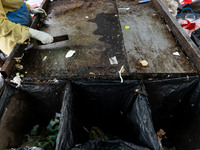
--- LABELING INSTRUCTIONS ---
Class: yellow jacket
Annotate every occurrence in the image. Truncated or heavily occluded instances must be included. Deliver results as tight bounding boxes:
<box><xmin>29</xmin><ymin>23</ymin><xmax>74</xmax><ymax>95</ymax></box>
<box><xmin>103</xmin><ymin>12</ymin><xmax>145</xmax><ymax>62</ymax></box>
<box><xmin>0</xmin><ymin>0</ymin><xmax>31</xmax><ymax>55</ymax></box>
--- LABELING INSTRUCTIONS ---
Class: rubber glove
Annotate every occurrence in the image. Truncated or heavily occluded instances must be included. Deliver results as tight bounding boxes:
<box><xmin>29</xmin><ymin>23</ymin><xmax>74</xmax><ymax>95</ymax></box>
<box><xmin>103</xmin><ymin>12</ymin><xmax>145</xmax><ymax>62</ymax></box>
<box><xmin>30</xmin><ymin>7</ymin><xmax>47</xmax><ymax>16</ymax></box>
<box><xmin>29</xmin><ymin>28</ymin><xmax>54</xmax><ymax>44</ymax></box>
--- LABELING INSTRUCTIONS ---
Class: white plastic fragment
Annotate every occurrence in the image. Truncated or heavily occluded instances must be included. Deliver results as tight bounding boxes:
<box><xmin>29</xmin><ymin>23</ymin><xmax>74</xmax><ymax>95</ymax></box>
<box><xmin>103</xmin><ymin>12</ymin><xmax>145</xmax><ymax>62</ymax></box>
<box><xmin>119</xmin><ymin>65</ymin><xmax>124</xmax><ymax>83</ymax></box>
<box><xmin>56</xmin><ymin>113</ymin><xmax>61</xmax><ymax>118</ymax></box>
<box><xmin>53</xmin><ymin>78</ymin><xmax>59</xmax><ymax>83</ymax></box>
<box><xmin>42</xmin><ymin>56</ymin><xmax>47</xmax><ymax>61</ymax></box>
<box><xmin>85</xmin><ymin>16</ymin><xmax>89</xmax><ymax>19</ymax></box>
<box><xmin>10</xmin><ymin>75</ymin><xmax>22</xmax><ymax>88</ymax></box>
<box><xmin>118</xmin><ymin>8</ymin><xmax>130</xmax><ymax>10</ymax></box>
<box><xmin>65</xmin><ymin>50</ymin><xmax>76</xmax><ymax>58</ymax></box>
<box><xmin>173</xmin><ymin>52</ymin><xmax>180</xmax><ymax>56</ymax></box>
<box><xmin>109</xmin><ymin>56</ymin><xmax>118</xmax><ymax>65</ymax></box>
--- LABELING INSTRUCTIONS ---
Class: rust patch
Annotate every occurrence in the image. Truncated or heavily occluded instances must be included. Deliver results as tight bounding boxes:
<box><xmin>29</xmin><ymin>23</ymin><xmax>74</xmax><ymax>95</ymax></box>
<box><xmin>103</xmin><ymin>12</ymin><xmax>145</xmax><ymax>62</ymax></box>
<box><xmin>51</xmin><ymin>0</ymin><xmax>104</xmax><ymax>16</ymax></box>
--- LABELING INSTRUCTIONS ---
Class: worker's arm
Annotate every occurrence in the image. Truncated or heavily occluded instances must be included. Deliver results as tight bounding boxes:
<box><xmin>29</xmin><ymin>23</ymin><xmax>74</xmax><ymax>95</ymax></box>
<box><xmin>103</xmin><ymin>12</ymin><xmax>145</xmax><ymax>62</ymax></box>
<box><xmin>0</xmin><ymin>1</ymin><xmax>53</xmax><ymax>50</ymax></box>
<box><xmin>25</xmin><ymin>2</ymin><xmax>47</xmax><ymax>16</ymax></box>
<box><xmin>0</xmin><ymin>1</ymin><xmax>30</xmax><ymax>44</ymax></box>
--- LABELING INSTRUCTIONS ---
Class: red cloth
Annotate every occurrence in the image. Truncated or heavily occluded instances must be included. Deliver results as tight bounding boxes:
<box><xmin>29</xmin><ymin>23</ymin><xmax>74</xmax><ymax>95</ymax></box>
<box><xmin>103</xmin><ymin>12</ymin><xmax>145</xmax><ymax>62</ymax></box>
<box><xmin>181</xmin><ymin>0</ymin><xmax>193</xmax><ymax>5</ymax></box>
<box><xmin>181</xmin><ymin>19</ymin><xmax>196</xmax><ymax>30</ymax></box>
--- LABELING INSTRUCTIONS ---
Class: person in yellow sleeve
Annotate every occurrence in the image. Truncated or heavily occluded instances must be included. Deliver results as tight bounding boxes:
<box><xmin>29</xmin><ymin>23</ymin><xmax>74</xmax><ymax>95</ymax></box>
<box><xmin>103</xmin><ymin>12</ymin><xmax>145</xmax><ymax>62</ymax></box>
<box><xmin>0</xmin><ymin>0</ymin><xmax>53</xmax><ymax>58</ymax></box>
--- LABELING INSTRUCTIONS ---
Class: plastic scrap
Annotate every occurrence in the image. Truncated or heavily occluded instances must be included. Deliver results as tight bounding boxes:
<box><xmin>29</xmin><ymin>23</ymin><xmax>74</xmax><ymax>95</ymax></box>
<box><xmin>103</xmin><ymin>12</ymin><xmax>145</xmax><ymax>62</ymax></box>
<box><xmin>173</xmin><ymin>52</ymin><xmax>180</xmax><ymax>56</ymax></box>
<box><xmin>125</xmin><ymin>26</ymin><xmax>130</xmax><ymax>30</ymax></box>
<box><xmin>179</xmin><ymin>0</ymin><xmax>197</xmax><ymax>5</ymax></box>
<box><xmin>118</xmin><ymin>65</ymin><xmax>125</xmax><ymax>83</ymax></box>
<box><xmin>118</xmin><ymin>8</ymin><xmax>130</xmax><ymax>11</ymax></box>
<box><xmin>10</xmin><ymin>75</ymin><xmax>22</xmax><ymax>88</ymax></box>
<box><xmin>42</xmin><ymin>56</ymin><xmax>47</xmax><ymax>61</ymax></box>
<box><xmin>109</xmin><ymin>56</ymin><xmax>118</xmax><ymax>65</ymax></box>
<box><xmin>65</xmin><ymin>50</ymin><xmax>76</xmax><ymax>58</ymax></box>
<box><xmin>139</xmin><ymin>0</ymin><xmax>150</xmax><ymax>4</ymax></box>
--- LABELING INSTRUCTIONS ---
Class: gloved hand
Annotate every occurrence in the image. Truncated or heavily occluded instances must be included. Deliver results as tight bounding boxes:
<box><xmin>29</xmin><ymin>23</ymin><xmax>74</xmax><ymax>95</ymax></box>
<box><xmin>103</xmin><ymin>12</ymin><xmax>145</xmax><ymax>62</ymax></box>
<box><xmin>30</xmin><ymin>7</ymin><xmax>47</xmax><ymax>16</ymax></box>
<box><xmin>29</xmin><ymin>28</ymin><xmax>54</xmax><ymax>44</ymax></box>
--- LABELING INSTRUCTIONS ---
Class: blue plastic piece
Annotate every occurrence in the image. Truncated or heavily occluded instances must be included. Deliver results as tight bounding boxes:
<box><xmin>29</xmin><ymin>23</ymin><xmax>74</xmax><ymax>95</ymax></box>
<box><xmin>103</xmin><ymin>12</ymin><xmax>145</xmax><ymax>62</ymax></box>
<box><xmin>139</xmin><ymin>0</ymin><xmax>150</xmax><ymax>4</ymax></box>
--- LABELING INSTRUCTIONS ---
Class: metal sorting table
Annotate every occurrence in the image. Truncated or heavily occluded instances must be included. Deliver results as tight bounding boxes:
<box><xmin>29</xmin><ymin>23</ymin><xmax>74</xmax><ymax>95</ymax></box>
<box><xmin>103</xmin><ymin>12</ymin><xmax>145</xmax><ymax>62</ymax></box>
<box><xmin>3</xmin><ymin>0</ymin><xmax>199</xmax><ymax>80</ymax></box>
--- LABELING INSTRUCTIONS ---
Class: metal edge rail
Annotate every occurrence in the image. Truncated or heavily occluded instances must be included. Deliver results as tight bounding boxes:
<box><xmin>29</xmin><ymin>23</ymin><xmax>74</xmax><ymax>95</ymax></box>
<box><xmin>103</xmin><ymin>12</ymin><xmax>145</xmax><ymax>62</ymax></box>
<box><xmin>0</xmin><ymin>0</ymin><xmax>50</xmax><ymax>78</ymax></box>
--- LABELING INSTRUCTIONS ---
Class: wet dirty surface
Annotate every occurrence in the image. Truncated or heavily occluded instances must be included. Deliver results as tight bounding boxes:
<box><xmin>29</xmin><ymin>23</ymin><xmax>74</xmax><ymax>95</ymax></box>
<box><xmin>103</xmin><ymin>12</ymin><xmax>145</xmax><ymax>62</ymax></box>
<box><xmin>21</xmin><ymin>0</ymin><xmax>128</xmax><ymax>79</ymax></box>
<box><xmin>16</xmin><ymin>0</ymin><xmax>197</xmax><ymax>80</ymax></box>
<box><xmin>116</xmin><ymin>0</ymin><xmax>196</xmax><ymax>73</ymax></box>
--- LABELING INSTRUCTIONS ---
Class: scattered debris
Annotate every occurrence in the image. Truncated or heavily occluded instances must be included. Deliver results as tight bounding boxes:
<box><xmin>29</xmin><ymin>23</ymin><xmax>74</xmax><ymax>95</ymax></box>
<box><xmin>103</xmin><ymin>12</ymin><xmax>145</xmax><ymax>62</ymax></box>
<box><xmin>56</xmin><ymin>113</ymin><xmax>61</xmax><ymax>118</ymax></box>
<box><xmin>109</xmin><ymin>56</ymin><xmax>118</xmax><ymax>65</ymax></box>
<box><xmin>118</xmin><ymin>8</ymin><xmax>130</xmax><ymax>11</ymax></box>
<box><xmin>119</xmin><ymin>66</ymin><xmax>125</xmax><ymax>83</ymax></box>
<box><xmin>15</xmin><ymin>59</ymin><xmax>22</xmax><ymax>63</ymax></box>
<box><xmin>15</xmin><ymin>64</ymin><xmax>23</xmax><ymax>70</ymax></box>
<box><xmin>21</xmin><ymin>113</ymin><xmax>60</xmax><ymax>149</ymax></box>
<box><xmin>10</xmin><ymin>75</ymin><xmax>22</xmax><ymax>88</ymax></box>
<box><xmin>20</xmin><ymin>74</ymin><xmax>24</xmax><ymax>78</ymax></box>
<box><xmin>65</xmin><ymin>50</ymin><xmax>76</xmax><ymax>58</ymax></box>
<box><xmin>89</xmin><ymin>72</ymin><xmax>95</xmax><ymax>75</ymax></box>
<box><xmin>53</xmin><ymin>78</ymin><xmax>59</xmax><ymax>83</ymax></box>
<box><xmin>161</xmin><ymin>0</ymin><xmax>178</xmax><ymax>17</ymax></box>
<box><xmin>139</xmin><ymin>0</ymin><xmax>151</xmax><ymax>4</ymax></box>
<box><xmin>173</xmin><ymin>52</ymin><xmax>180</xmax><ymax>56</ymax></box>
<box><xmin>140</xmin><ymin>60</ymin><xmax>148</xmax><ymax>67</ymax></box>
<box><xmin>187</xmin><ymin>75</ymin><xmax>190</xmax><ymax>81</ymax></box>
<box><xmin>14</xmin><ymin>53</ymin><xmax>24</xmax><ymax>60</ymax></box>
<box><xmin>42</xmin><ymin>56</ymin><xmax>47</xmax><ymax>61</ymax></box>
<box><xmin>157</xmin><ymin>129</ymin><xmax>166</xmax><ymax>138</ymax></box>
<box><xmin>125</xmin><ymin>26</ymin><xmax>130</xmax><ymax>30</ymax></box>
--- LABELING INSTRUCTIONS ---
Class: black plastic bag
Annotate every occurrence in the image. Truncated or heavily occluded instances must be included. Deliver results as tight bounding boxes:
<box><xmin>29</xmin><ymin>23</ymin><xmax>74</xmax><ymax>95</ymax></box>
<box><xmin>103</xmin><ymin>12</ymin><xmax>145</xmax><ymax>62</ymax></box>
<box><xmin>71</xmin><ymin>139</ymin><xmax>150</xmax><ymax>150</ymax></box>
<box><xmin>191</xmin><ymin>28</ymin><xmax>200</xmax><ymax>49</ymax></box>
<box><xmin>71</xmin><ymin>81</ymin><xmax>160</xmax><ymax>150</ymax></box>
<box><xmin>0</xmin><ymin>81</ymin><xmax>71</xmax><ymax>150</ymax></box>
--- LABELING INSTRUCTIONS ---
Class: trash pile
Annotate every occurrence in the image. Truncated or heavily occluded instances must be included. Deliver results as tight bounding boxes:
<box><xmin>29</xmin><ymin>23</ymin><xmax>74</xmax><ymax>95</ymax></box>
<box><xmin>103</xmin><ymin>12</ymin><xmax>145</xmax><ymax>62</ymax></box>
<box><xmin>20</xmin><ymin>113</ymin><xmax>60</xmax><ymax>150</ymax></box>
<box><xmin>163</xmin><ymin>0</ymin><xmax>200</xmax><ymax>48</ymax></box>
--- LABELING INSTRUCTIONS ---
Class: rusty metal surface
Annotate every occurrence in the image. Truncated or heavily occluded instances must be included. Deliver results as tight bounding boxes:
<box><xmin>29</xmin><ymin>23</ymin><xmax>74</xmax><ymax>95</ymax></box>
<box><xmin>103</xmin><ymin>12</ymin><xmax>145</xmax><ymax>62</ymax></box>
<box><xmin>116</xmin><ymin>0</ymin><xmax>196</xmax><ymax>74</ymax></box>
<box><xmin>12</xmin><ymin>0</ymin><xmax>197</xmax><ymax>80</ymax></box>
<box><xmin>21</xmin><ymin>0</ymin><xmax>128</xmax><ymax>79</ymax></box>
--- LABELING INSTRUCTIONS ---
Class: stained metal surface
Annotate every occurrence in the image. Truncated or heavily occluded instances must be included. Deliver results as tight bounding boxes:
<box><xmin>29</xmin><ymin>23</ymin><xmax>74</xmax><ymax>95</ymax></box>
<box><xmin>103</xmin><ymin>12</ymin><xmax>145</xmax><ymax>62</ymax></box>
<box><xmin>21</xmin><ymin>0</ymin><xmax>127</xmax><ymax>79</ymax></box>
<box><xmin>16</xmin><ymin>0</ymin><xmax>197</xmax><ymax>80</ymax></box>
<box><xmin>116</xmin><ymin>0</ymin><xmax>196</xmax><ymax>73</ymax></box>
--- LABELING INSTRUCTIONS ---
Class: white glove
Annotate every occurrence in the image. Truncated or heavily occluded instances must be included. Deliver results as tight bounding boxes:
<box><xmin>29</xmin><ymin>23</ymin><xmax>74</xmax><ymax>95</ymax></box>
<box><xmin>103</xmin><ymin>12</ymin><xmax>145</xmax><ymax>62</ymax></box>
<box><xmin>30</xmin><ymin>7</ymin><xmax>47</xmax><ymax>16</ymax></box>
<box><xmin>29</xmin><ymin>28</ymin><xmax>54</xmax><ymax>44</ymax></box>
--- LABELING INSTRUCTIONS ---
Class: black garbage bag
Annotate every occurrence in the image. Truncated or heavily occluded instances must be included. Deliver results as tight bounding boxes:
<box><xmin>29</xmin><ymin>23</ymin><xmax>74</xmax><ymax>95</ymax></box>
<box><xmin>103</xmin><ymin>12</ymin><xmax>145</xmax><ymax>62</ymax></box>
<box><xmin>0</xmin><ymin>81</ymin><xmax>71</xmax><ymax>150</ymax></box>
<box><xmin>71</xmin><ymin>139</ymin><xmax>150</xmax><ymax>150</ymax></box>
<box><xmin>144</xmin><ymin>76</ymin><xmax>200</xmax><ymax>149</ymax></box>
<box><xmin>70</xmin><ymin>81</ymin><xmax>160</xmax><ymax>150</ymax></box>
<box><xmin>191</xmin><ymin>28</ymin><xmax>200</xmax><ymax>49</ymax></box>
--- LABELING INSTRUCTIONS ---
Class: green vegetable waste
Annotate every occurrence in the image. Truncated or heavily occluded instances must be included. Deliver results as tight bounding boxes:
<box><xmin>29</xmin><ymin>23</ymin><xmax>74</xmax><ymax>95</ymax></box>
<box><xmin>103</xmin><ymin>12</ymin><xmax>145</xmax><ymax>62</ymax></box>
<box><xmin>21</xmin><ymin>117</ymin><xmax>60</xmax><ymax>150</ymax></box>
